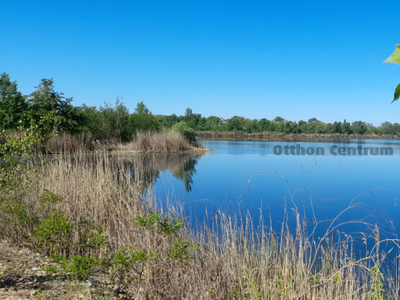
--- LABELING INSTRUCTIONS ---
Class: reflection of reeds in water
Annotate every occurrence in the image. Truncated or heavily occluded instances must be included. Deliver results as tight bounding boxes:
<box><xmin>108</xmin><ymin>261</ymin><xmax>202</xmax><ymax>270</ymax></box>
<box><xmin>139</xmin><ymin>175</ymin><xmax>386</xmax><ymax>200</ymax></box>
<box><xmin>116</xmin><ymin>152</ymin><xmax>202</xmax><ymax>192</ymax></box>
<box><xmin>18</xmin><ymin>152</ymin><xmax>400</xmax><ymax>298</ymax></box>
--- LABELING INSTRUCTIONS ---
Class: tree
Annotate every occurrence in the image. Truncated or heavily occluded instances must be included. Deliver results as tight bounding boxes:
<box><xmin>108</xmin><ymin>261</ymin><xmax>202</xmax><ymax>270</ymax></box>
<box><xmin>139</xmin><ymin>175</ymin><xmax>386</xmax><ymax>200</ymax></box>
<box><xmin>0</xmin><ymin>73</ymin><xmax>27</xmax><ymax>129</ymax></box>
<box><xmin>227</xmin><ymin>117</ymin><xmax>242</xmax><ymax>131</ymax></box>
<box><xmin>206</xmin><ymin>116</ymin><xmax>221</xmax><ymax>130</ymax></box>
<box><xmin>172</xmin><ymin>121</ymin><xmax>195</xmax><ymax>142</ymax></box>
<box><xmin>258</xmin><ymin>118</ymin><xmax>271</xmax><ymax>132</ymax></box>
<box><xmin>308</xmin><ymin>117</ymin><xmax>321</xmax><ymax>124</ymax></box>
<box><xmin>131</xmin><ymin>101</ymin><xmax>159</xmax><ymax>134</ymax></box>
<box><xmin>352</xmin><ymin>121</ymin><xmax>367</xmax><ymax>134</ymax></box>
<box><xmin>28</xmin><ymin>78</ymin><xmax>83</xmax><ymax>133</ymax></box>
<box><xmin>384</xmin><ymin>45</ymin><xmax>400</xmax><ymax>103</ymax></box>
<box><xmin>332</xmin><ymin>121</ymin><xmax>342</xmax><ymax>133</ymax></box>
<box><xmin>379</xmin><ymin>122</ymin><xmax>395</xmax><ymax>135</ymax></box>
<box><xmin>185</xmin><ymin>108</ymin><xmax>193</xmax><ymax>118</ymax></box>
<box><xmin>134</xmin><ymin>101</ymin><xmax>151</xmax><ymax>114</ymax></box>
<box><xmin>274</xmin><ymin>116</ymin><xmax>284</xmax><ymax>122</ymax></box>
<box><xmin>342</xmin><ymin>119</ymin><xmax>352</xmax><ymax>134</ymax></box>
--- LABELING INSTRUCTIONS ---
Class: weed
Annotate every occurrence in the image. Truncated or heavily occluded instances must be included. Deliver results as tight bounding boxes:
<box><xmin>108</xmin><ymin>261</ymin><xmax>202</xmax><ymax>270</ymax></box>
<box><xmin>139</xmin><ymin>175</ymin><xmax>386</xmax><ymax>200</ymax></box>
<box><xmin>370</xmin><ymin>262</ymin><xmax>385</xmax><ymax>300</ymax></box>
<box><xmin>135</xmin><ymin>212</ymin><xmax>183</xmax><ymax>235</ymax></box>
<box><xmin>109</xmin><ymin>244</ymin><xmax>156</xmax><ymax>290</ymax></box>
<box><xmin>167</xmin><ymin>239</ymin><xmax>200</xmax><ymax>262</ymax></box>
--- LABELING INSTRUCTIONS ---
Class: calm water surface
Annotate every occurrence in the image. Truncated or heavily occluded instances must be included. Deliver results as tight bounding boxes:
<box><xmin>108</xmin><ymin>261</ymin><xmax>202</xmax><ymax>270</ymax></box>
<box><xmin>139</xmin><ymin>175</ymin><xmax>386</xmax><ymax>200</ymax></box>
<box><xmin>150</xmin><ymin>139</ymin><xmax>400</xmax><ymax>244</ymax></box>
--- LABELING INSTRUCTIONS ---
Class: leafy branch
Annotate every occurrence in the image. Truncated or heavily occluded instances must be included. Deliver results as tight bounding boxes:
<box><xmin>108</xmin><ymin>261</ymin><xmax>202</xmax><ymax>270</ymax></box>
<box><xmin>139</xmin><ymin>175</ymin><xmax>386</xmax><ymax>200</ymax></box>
<box><xmin>384</xmin><ymin>45</ymin><xmax>400</xmax><ymax>103</ymax></box>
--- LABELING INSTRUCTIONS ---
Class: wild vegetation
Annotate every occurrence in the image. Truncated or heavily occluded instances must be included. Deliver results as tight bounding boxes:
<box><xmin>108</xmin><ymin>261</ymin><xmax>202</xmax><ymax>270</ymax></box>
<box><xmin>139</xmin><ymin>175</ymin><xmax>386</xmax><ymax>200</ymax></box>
<box><xmin>2</xmin><ymin>72</ymin><xmax>400</xmax><ymax>145</ymax></box>
<box><xmin>1</xmin><ymin>116</ymin><xmax>400</xmax><ymax>299</ymax></box>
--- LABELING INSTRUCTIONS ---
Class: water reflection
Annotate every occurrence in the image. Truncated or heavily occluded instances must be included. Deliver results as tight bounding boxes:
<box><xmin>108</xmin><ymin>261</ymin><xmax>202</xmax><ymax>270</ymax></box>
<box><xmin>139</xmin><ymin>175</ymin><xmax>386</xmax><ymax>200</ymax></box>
<box><xmin>116</xmin><ymin>152</ymin><xmax>204</xmax><ymax>193</ymax></box>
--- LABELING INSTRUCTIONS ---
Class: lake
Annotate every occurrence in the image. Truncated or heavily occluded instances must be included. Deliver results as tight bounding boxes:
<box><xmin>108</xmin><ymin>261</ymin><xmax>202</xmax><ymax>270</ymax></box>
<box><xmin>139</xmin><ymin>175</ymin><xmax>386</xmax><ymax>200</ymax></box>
<box><xmin>138</xmin><ymin>139</ymin><xmax>400</xmax><ymax>254</ymax></box>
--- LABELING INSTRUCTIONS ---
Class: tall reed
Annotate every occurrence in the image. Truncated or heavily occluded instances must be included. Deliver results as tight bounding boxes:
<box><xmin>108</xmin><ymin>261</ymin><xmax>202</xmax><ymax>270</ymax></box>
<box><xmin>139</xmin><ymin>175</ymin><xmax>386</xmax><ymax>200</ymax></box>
<box><xmin>120</xmin><ymin>129</ymin><xmax>206</xmax><ymax>153</ymax></box>
<box><xmin>3</xmin><ymin>152</ymin><xmax>400</xmax><ymax>299</ymax></box>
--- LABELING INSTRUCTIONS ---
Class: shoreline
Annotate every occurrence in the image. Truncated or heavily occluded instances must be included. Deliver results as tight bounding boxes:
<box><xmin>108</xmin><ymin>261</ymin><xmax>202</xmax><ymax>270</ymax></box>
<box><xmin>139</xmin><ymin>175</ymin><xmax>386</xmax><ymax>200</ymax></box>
<box><xmin>195</xmin><ymin>131</ymin><xmax>400</xmax><ymax>140</ymax></box>
<box><xmin>113</xmin><ymin>147</ymin><xmax>212</xmax><ymax>155</ymax></box>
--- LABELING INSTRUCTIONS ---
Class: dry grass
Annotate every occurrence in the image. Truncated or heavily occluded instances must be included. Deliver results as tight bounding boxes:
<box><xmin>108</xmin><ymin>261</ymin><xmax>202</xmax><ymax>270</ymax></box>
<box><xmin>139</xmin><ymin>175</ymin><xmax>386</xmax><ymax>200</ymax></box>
<box><xmin>120</xmin><ymin>130</ymin><xmax>206</xmax><ymax>153</ymax></box>
<box><xmin>2</xmin><ymin>152</ymin><xmax>400</xmax><ymax>299</ymax></box>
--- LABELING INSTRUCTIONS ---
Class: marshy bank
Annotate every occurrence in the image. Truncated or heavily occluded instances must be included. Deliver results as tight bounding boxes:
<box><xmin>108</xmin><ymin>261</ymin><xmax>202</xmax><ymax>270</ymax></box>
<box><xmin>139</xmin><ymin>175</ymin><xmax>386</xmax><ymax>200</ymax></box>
<box><xmin>1</xmin><ymin>129</ymin><xmax>208</xmax><ymax>155</ymax></box>
<box><xmin>117</xmin><ymin>130</ymin><xmax>209</xmax><ymax>154</ymax></box>
<box><xmin>1</xmin><ymin>148</ymin><xmax>400</xmax><ymax>299</ymax></box>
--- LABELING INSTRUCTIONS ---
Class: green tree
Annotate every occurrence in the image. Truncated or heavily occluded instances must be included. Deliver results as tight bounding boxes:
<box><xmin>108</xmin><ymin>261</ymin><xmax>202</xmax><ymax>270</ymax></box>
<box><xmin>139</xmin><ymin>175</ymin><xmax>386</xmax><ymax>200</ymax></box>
<box><xmin>351</xmin><ymin>121</ymin><xmax>367</xmax><ymax>134</ymax></box>
<box><xmin>283</xmin><ymin>121</ymin><xmax>297</xmax><ymax>134</ymax></box>
<box><xmin>379</xmin><ymin>122</ymin><xmax>395</xmax><ymax>135</ymax></box>
<box><xmin>159</xmin><ymin>114</ymin><xmax>180</xmax><ymax>128</ymax></box>
<box><xmin>99</xmin><ymin>99</ymin><xmax>131</xmax><ymax>140</ymax></box>
<box><xmin>28</xmin><ymin>78</ymin><xmax>83</xmax><ymax>133</ymax></box>
<box><xmin>134</xmin><ymin>101</ymin><xmax>151</xmax><ymax>114</ymax></box>
<box><xmin>307</xmin><ymin>117</ymin><xmax>321</xmax><ymax>124</ymax></box>
<box><xmin>131</xmin><ymin>102</ymin><xmax>159</xmax><ymax>133</ymax></box>
<box><xmin>333</xmin><ymin>121</ymin><xmax>342</xmax><ymax>133</ymax></box>
<box><xmin>341</xmin><ymin>119</ymin><xmax>352</xmax><ymax>134</ymax></box>
<box><xmin>206</xmin><ymin>116</ymin><xmax>220</xmax><ymax>130</ymax></box>
<box><xmin>227</xmin><ymin>117</ymin><xmax>242</xmax><ymax>131</ymax></box>
<box><xmin>298</xmin><ymin>120</ymin><xmax>308</xmax><ymax>133</ymax></box>
<box><xmin>185</xmin><ymin>108</ymin><xmax>193</xmax><ymax>118</ymax></box>
<box><xmin>258</xmin><ymin>118</ymin><xmax>271</xmax><ymax>131</ymax></box>
<box><xmin>0</xmin><ymin>73</ymin><xmax>28</xmax><ymax>129</ymax></box>
<box><xmin>172</xmin><ymin>121</ymin><xmax>195</xmax><ymax>142</ymax></box>
<box><xmin>384</xmin><ymin>45</ymin><xmax>400</xmax><ymax>103</ymax></box>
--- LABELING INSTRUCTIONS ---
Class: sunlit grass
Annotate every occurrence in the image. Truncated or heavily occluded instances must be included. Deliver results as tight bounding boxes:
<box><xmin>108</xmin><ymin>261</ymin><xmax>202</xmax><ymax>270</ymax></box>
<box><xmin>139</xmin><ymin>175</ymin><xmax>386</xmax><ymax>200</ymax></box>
<box><xmin>1</xmin><ymin>151</ymin><xmax>400</xmax><ymax>299</ymax></box>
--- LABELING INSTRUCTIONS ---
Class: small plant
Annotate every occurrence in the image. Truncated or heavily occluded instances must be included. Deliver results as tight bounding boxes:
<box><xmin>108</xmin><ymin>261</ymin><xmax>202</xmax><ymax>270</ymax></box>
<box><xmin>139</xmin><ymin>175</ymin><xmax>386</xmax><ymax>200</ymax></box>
<box><xmin>78</xmin><ymin>218</ymin><xmax>109</xmax><ymax>251</ymax></box>
<box><xmin>334</xmin><ymin>273</ymin><xmax>341</xmax><ymax>283</ymax></box>
<box><xmin>167</xmin><ymin>239</ymin><xmax>200</xmax><ymax>263</ymax></box>
<box><xmin>206</xmin><ymin>286</ymin><xmax>220</xmax><ymax>300</ymax></box>
<box><xmin>109</xmin><ymin>244</ymin><xmax>156</xmax><ymax>289</ymax></box>
<box><xmin>134</xmin><ymin>212</ymin><xmax>160</xmax><ymax>229</ymax></box>
<box><xmin>135</xmin><ymin>212</ymin><xmax>183</xmax><ymax>235</ymax></box>
<box><xmin>50</xmin><ymin>253</ymin><xmax>104</xmax><ymax>281</ymax></box>
<box><xmin>370</xmin><ymin>262</ymin><xmax>385</xmax><ymax>300</ymax></box>
<box><xmin>37</xmin><ymin>189</ymin><xmax>65</xmax><ymax>204</ymax></box>
<box><xmin>34</xmin><ymin>209</ymin><xmax>73</xmax><ymax>254</ymax></box>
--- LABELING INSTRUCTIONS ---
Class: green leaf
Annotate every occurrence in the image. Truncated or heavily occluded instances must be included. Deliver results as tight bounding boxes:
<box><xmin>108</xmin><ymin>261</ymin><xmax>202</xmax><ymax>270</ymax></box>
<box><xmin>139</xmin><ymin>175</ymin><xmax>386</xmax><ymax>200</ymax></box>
<box><xmin>392</xmin><ymin>83</ymin><xmax>400</xmax><ymax>104</ymax></box>
<box><xmin>384</xmin><ymin>45</ymin><xmax>400</xmax><ymax>64</ymax></box>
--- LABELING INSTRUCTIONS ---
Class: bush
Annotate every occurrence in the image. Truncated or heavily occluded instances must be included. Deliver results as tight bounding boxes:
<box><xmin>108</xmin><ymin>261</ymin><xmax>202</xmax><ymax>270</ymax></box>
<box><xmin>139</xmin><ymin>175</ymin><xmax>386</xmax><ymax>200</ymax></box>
<box><xmin>172</xmin><ymin>121</ymin><xmax>196</xmax><ymax>142</ymax></box>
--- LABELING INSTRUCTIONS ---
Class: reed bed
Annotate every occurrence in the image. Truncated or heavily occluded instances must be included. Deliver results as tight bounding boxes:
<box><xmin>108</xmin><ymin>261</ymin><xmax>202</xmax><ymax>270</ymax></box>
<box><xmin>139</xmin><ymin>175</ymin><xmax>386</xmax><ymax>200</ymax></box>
<box><xmin>2</xmin><ymin>152</ymin><xmax>400</xmax><ymax>299</ymax></box>
<box><xmin>119</xmin><ymin>130</ymin><xmax>206</xmax><ymax>153</ymax></box>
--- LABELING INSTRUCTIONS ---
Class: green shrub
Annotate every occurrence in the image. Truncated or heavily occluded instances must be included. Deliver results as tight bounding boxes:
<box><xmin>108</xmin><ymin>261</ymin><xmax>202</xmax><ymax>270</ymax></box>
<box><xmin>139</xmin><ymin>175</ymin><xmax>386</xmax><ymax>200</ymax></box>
<box><xmin>172</xmin><ymin>121</ymin><xmax>196</xmax><ymax>142</ymax></box>
<box><xmin>109</xmin><ymin>244</ymin><xmax>156</xmax><ymax>287</ymax></box>
<box><xmin>34</xmin><ymin>210</ymin><xmax>72</xmax><ymax>254</ymax></box>
<box><xmin>49</xmin><ymin>253</ymin><xmax>105</xmax><ymax>281</ymax></box>
<box><xmin>135</xmin><ymin>212</ymin><xmax>183</xmax><ymax>235</ymax></box>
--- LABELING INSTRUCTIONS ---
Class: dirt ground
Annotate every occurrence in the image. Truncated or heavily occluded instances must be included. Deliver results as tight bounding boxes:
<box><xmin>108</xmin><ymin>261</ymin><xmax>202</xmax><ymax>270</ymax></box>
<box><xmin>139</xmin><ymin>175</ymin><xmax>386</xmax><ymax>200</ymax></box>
<box><xmin>0</xmin><ymin>240</ymin><xmax>121</xmax><ymax>300</ymax></box>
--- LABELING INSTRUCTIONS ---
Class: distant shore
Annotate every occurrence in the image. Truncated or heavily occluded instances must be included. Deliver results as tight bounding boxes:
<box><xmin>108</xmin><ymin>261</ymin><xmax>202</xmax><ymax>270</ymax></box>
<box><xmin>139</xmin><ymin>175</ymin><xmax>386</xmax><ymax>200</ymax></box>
<box><xmin>195</xmin><ymin>131</ymin><xmax>400</xmax><ymax>141</ymax></box>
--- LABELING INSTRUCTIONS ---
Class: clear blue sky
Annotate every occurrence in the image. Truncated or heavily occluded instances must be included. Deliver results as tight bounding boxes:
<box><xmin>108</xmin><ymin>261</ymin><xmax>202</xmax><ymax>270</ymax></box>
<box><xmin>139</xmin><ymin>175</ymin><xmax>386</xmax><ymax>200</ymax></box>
<box><xmin>1</xmin><ymin>0</ymin><xmax>400</xmax><ymax>126</ymax></box>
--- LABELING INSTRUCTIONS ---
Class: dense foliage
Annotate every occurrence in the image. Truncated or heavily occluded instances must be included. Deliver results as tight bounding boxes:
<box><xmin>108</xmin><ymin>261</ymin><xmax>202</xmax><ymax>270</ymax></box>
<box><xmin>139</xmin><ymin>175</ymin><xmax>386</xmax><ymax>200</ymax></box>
<box><xmin>2</xmin><ymin>72</ymin><xmax>400</xmax><ymax>139</ymax></box>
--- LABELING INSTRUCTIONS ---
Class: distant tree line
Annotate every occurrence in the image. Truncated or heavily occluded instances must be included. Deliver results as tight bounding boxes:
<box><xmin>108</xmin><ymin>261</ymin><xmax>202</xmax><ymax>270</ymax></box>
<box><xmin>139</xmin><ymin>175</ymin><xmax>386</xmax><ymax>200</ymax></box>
<box><xmin>1</xmin><ymin>72</ymin><xmax>400</xmax><ymax>140</ymax></box>
<box><xmin>158</xmin><ymin>111</ymin><xmax>400</xmax><ymax>136</ymax></box>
